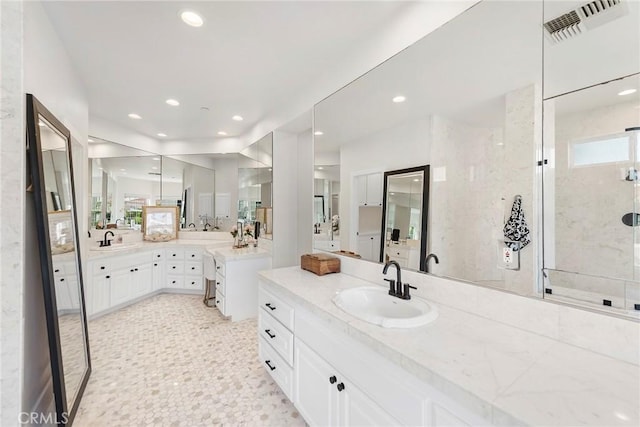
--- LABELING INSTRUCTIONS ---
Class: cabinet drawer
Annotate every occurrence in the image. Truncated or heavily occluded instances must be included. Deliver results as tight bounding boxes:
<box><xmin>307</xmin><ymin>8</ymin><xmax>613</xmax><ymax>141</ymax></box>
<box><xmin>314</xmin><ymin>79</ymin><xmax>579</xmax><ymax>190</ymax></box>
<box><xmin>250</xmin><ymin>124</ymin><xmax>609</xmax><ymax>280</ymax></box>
<box><xmin>259</xmin><ymin>308</ymin><xmax>294</xmax><ymax>366</ymax></box>
<box><xmin>215</xmin><ymin>273</ymin><xmax>226</xmax><ymax>296</ymax></box>
<box><xmin>184</xmin><ymin>276</ymin><xmax>203</xmax><ymax>291</ymax></box>
<box><xmin>388</xmin><ymin>247</ymin><xmax>409</xmax><ymax>259</ymax></box>
<box><xmin>167</xmin><ymin>275</ymin><xmax>183</xmax><ymax>288</ymax></box>
<box><xmin>258</xmin><ymin>286</ymin><xmax>294</xmax><ymax>330</ymax></box>
<box><xmin>152</xmin><ymin>250</ymin><xmax>164</xmax><ymax>260</ymax></box>
<box><xmin>216</xmin><ymin>292</ymin><xmax>226</xmax><ymax>315</ymax></box>
<box><xmin>259</xmin><ymin>336</ymin><xmax>294</xmax><ymax>400</ymax></box>
<box><xmin>185</xmin><ymin>261</ymin><xmax>202</xmax><ymax>275</ymax></box>
<box><xmin>167</xmin><ymin>263</ymin><xmax>184</xmax><ymax>274</ymax></box>
<box><xmin>167</xmin><ymin>249</ymin><xmax>184</xmax><ymax>260</ymax></box>
<box><xmin>184</xmin><ymin>249</ymin><xmax>202</xmax><ymax>261</ymax></box>
<box><xmin>215</xmin><ymin>259</ymin><xmax>226</xmax><ymax>277</ymax></box>
<box><xmin>91</xmin><ymin>261</ymin><xmax>110</xmax><ymax>275</ymax></box>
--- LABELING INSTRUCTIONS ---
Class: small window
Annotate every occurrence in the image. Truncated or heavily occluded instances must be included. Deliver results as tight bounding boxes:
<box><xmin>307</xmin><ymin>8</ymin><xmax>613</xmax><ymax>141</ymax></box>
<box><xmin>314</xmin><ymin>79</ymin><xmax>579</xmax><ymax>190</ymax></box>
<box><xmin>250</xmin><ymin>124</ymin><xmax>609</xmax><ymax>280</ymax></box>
<box><xmin>570</xmin><ymin>136</ymin><xmax>630</xmax><ymax>167</ymax></box>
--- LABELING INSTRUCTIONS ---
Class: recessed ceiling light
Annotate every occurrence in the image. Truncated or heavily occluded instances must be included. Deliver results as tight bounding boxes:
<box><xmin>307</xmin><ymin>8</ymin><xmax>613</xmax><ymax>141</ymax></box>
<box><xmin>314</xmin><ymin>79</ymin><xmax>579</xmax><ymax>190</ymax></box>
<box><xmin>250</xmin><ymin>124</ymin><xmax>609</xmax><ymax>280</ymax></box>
<box><xmin>268</xmin><ymin>168</ymin><xmax>272</xmax><ymax>171</ymax></box>
<box><xmin>413</xmin><ymin>178</ymin><xmax>420</xmax><ymax>182</ymax></box>
<box><xmin>157</xmin><ymin>133</ymin><xmax>167</xmax><ymax>137</ymax></box>
<box><xmin>128</xmin><ymin>113</ymin><xmax>142</xmax><ymax>119</ymax></box>
<box><xmin>120</xmin><ymin>168</ymin><xmax>126</xmax><ymax>172</ymax></box>
<box><xmin>152</xmin><ymin>166</ymin><xmax>158</xmax><ymax>170</ymax></box>
<box><xmin>318</xmin><ymin>166</ymin><xmax>324</xmax><ymax>170</ymax></box>
<box><xmin>38</xmin><ymin>121</ymin><xmax>45</xmax><ymax>127</ymax></box>
<box><xmin>390</xmin><ymin>192</ymin><xmax>395</xmax><ymax>195</ymax></box>
<box><xmin>165</xmin><ymin>99</ymin><xmax>180</xmax><ymax>106</ymax></box>
<box><xmin>217</xmin><ymin>131</ymin><xmax>228</xmax><ymax>136</ymax></box>
<box><xmin>618</xmin><ymin>89</ymin><xmax>637</xmax><ymax>96</ymax></box>
<box><xmin>180</xmin><ymin>10</ymin><xmax>204</xmax><ymax>27</ymax></box>
<box><xmin>392</xmin><ymin>95</ymin><xmax>406</xmax><ymax>103</ymax></box>
<box><xmin>232</xmin><ymin>115</ymin><xmax>243</xmax><ymax>121</ymax></box>
<box><xmin>88</xmin><ymin>138</ymin><xmax>94</xmax><ymax>143</ymax></box>
<box><xmin>153</xmin><ymin>157</ymin><xmax>160</xmax><ymax>161</ymax></box>
<box><xmin>314</xmin><ymin>131</ymin><xmax>324</xmax><ymax>136</ymax></box>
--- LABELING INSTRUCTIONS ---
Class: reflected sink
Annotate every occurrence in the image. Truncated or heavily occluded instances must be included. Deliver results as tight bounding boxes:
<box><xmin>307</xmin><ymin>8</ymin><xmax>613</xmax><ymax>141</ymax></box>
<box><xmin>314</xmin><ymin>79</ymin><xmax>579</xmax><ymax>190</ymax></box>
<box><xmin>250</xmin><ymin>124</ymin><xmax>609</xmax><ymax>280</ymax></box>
<box><xmin>333</xmin><ymin>286</ymin><xmax>438</xmax><ymax>328</ymax></box>
<box><xmin>89</xmin><ymin>242</ymin><xmax>142</xmax><ymax>252</ymax></box>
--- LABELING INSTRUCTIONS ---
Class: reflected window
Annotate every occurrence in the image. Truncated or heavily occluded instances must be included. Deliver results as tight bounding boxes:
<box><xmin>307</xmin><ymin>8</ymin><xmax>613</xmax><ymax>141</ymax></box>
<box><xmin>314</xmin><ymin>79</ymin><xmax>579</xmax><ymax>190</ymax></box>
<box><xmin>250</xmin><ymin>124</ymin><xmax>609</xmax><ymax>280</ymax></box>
<box><xmin>570</xmin><ymin>135</ymin><xmax>630</xmax><ymax>167</ymax></box>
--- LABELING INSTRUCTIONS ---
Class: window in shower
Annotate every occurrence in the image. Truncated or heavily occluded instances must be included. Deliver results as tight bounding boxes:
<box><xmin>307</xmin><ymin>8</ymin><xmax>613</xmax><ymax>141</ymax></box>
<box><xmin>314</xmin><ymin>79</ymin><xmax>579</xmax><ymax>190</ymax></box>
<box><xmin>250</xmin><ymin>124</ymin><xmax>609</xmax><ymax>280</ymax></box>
<box><xmin>569</xmin><ymin>135</ymin><xmax>630</xmax><ymax>167</ymax></box>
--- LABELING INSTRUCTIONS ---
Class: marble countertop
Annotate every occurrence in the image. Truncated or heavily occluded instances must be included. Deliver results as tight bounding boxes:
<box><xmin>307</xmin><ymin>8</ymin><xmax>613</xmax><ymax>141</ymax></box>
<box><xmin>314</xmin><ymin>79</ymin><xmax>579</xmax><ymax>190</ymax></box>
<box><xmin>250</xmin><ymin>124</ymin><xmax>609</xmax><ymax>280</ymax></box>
<box><xmin>210</xmin><ymin>246</ymin><xmax>271</xmax><ymax>262</ymax></box>
<box><xmin>86</xmin><ymin>239</ymin><xmax>234</xmax><ymax>259</ymax></box>
<box><xmin>259</xmin><ymin>266</ymin><xmax>639</xmax><ymax>426</ymax></box>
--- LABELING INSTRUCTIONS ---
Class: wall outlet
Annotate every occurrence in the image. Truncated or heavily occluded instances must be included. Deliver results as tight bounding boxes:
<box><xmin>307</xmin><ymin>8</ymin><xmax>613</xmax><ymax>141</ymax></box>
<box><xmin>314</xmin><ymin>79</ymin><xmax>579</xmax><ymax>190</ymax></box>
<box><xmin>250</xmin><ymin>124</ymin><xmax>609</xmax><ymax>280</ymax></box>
<box><xmin>503</xmin><ymin>247</ymin><xmax>513</xmax><ymax>264</ymax></box>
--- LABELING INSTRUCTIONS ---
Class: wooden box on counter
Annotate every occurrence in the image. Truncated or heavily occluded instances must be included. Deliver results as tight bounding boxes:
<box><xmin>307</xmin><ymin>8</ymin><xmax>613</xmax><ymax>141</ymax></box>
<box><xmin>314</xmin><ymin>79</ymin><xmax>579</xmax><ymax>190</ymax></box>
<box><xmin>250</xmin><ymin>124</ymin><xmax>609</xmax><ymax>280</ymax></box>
<box><xmin>300</xmin><ymin>253</ymin><xmax>340</xmax><ymax>276</ymax></box>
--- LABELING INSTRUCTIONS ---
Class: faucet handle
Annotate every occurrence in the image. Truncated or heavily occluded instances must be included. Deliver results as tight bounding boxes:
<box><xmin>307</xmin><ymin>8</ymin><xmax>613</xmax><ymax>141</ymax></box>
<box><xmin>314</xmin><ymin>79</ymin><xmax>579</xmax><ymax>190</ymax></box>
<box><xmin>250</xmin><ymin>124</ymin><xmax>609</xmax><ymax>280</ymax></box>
<box><xmin>383</xmin><ymin>278</ymin><xmax>396</xmax><ymax>296</ymax></box>
<box><xmin>402</xmin><ymin>284</ymin><xmax>417</xmax><ymax>300</ymax></box>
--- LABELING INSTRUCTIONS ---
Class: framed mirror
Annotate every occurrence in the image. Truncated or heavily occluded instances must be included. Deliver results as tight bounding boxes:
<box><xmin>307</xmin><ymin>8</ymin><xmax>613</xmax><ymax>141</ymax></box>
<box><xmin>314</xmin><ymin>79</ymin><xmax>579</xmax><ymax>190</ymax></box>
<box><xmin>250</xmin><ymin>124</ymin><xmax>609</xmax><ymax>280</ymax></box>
<box><xmin>26</xmin><ymin>94</ymin><xmax>91</xmax><ymax>425</ymax></box>
<box><xmin>380</xmin><ymin>166</ymin><xmax>429</xmax><ymax>271</ymax></box>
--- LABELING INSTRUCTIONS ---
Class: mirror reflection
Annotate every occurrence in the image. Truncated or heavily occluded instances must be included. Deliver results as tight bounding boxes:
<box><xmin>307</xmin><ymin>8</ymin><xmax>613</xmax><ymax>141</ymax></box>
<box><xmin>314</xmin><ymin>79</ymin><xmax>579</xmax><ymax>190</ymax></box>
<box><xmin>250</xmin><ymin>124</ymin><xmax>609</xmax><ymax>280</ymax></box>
<box><xmin>89</xmin><ymin>134</ymin><xmax>273</xmax><ymax>238</ymax></box>
<box><xmin>313</xmin><ymin>164</ymin><xmax>340</xmax><ymax>251</ymax></box>
<box><xmin>543</xmin><ymin>74</ymin><xmax>640</xmax><ymax>313</ymax></box>
<box><xmin>382</xmin><ymin>167</ymin><xmax>428</xmax><ymax>271</ymax></box>
<box><xmin>39</xmin><ymin>114</ymin><xmax>89</xmax><ymax>410</ymax></box>
<box><xmin>313</xmin><ymin>0</ymin><xmax>543</xmax><ymax>295</ymax></box>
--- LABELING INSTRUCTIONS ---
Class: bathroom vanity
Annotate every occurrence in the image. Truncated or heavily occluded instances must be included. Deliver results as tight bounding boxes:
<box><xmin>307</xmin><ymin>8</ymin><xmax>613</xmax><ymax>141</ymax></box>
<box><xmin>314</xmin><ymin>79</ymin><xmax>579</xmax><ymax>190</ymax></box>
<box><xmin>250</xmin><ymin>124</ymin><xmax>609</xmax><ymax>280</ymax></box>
<box><xmin>258</xmin><ymin>265</ymin><xmax>640</xmax><ymax>426</ymax></box>
<box><xmin>85</xmin><ymin>239</ymin><xmax>231</xmax><ymax>318</ymax></box>
<box><xmin>211</xmin><ymin>246</ymin><xmax>271</xmax><ymax>321</ymax></box>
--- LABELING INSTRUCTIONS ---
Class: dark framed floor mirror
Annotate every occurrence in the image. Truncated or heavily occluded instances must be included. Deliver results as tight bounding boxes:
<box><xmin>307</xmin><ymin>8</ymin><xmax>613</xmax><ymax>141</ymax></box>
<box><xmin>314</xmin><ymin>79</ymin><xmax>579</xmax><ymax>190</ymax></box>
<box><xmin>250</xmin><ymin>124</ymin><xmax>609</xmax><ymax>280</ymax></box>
<box><xmin>26</xmin><ymin>94</ymin><xmax>91</xmax><ymax>425</ymax></box>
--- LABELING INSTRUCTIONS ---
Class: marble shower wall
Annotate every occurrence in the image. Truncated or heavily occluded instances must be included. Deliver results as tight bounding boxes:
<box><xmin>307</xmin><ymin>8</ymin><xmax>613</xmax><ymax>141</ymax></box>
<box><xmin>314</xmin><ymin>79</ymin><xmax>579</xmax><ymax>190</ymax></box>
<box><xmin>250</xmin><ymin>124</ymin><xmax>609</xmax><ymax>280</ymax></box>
<box><xmin>429</xmin><ymin>84</ymin><xmax>539</xmax><ymax>296</ymax></box>
<box><xmin>550</xmin><ymin>100</ymin><xmax>639</xmax><ymax>301</ymax></box>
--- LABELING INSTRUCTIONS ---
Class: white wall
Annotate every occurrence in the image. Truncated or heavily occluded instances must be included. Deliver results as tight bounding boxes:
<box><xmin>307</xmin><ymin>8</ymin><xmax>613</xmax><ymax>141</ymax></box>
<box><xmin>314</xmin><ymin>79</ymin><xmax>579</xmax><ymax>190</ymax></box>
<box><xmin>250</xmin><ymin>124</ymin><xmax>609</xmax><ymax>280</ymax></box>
<box><xmin>340</xmin><ymin>116</ymin><xmax>431</xmax><ymax>250</ymax></box>
<box><xmin>1</xmin><ymin>0</ymin><xmax>90</xmax><ymax>423</ymax></box>
<box><xmin>1</xmin><ymin>2</ymin><xmax>25</xmax><ymax>424</ymax></box>
<box><xmin>272</xmin><ymin>129</ymin><xmax>313</xmax><ymax>267</ymax></box>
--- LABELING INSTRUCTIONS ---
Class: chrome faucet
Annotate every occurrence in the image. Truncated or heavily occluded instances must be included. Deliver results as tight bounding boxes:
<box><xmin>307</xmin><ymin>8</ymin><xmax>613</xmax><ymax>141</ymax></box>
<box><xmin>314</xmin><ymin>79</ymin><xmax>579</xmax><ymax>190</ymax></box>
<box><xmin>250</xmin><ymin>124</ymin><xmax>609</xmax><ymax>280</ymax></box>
<box><xmin>425</xmin><ymin>253</ymin><xmax>439</xmax><ymax>274</ymax></box>
<box><xmin>101</xmin><ymin>230</ymin><xmax>115</xmax><ymax>247</ymax></box>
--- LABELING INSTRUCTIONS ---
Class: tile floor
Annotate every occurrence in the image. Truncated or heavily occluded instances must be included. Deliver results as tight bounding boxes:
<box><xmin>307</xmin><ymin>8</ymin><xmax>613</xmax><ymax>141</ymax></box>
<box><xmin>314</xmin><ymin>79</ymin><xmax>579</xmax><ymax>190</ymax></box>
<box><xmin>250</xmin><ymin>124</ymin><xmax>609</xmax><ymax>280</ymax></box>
<box><xmin>74</xmin><ymin>294</ymin><xmax>304</xmax><ymax>426</ymax></box>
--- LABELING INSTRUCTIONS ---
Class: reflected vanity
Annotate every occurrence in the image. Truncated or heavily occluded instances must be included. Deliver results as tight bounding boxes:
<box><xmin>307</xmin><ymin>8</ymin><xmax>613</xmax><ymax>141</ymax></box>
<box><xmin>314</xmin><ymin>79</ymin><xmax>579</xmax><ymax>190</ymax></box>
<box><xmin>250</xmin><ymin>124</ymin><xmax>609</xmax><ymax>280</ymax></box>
<box><xmin>27</xmin><ymin>94</ymin><xmax>91</xmax><ymax>425</ymax></box>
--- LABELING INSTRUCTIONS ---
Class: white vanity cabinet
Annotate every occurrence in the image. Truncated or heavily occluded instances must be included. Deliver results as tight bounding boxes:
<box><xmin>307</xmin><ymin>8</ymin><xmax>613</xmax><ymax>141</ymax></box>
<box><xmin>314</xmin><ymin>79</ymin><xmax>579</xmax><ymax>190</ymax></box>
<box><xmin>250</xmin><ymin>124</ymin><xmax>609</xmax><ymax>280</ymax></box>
<box><xmin>87</xmin><ymin>244</ymin><xmax>206</xmax><ymax>318</ymax></box>
<box><xmin>295</xmin><ymin>338</ymin><xmax>399</xmax><ymax>427</ymax></box>
<box><xmin>259</xmin><ymin>280</ymin><xmax>485</xmax><ymax>427</ymax></box>
<box><xmin>110</xmin><ymin>253</ymin><xmax>152</xmax><ymax>307</ymax></box>
<box><xmin>52</xmin><ymin>259</ymin><xmax>80</xmax><ymax>312</ymax></box>
<box><xmin>355</xmin><ymin>172</ymin><xmax>383</xmax><ymax>207</ymax></box>
<box><xmin>213</xmin><ymin>248</ymin><xmax>271</xmax><ymax>321</ymax></box>
<box><xmin>151</xmin><ymin>249</ymin><xmax>165</xmax><ymax>291</ymax></box>
<box><xmin>258</xmin><ymin>286</ymin><xmax>295</xmax><ymax>400</ymax></box>
<box><xmin>357</xmin><ymin>233</ymin><xmax>381</xmax><ymax>262</ymax></box>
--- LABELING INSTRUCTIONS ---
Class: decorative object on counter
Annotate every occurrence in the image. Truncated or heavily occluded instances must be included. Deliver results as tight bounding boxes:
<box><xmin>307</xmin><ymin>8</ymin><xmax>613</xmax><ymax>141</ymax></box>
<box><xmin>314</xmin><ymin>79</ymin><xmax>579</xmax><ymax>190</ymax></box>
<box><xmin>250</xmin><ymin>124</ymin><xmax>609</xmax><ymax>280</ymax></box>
<box><xmin>232</xmin><ymin>222</ymin><xmax>250</xmax><ymax>248</ymax></box>
<box><xmin>48</xmin><ymin>210</ymin><xmax>75</xmax><ymax>254</ymax></box>
<box><xmin>301</xmin><ymin>253</ymin><xmax>340</xmax><ymax>276</ymax></box>
<box><xmin>256</xmin><ymin>207</ymin><xmax>273</xmax><ymax>236</ymax></box>
<box><xmin>142</xmin><ymin>206</ymin><xmax>179</xmax><ymax>242</ymax></box>
<box><xmin>334</xmin><ymin>250</ymin><xmax>362</xmax><ymax>259</ymax></box>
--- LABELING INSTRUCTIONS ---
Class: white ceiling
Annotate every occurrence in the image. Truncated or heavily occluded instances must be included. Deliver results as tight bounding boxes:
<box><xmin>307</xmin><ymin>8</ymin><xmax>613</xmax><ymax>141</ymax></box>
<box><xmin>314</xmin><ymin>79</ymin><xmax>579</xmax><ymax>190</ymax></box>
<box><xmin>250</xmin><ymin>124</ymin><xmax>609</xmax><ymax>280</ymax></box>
<box><xmin>42</xmin><ymin>1</ymin><xmax>409</xmax><ymax>142</ymax></box>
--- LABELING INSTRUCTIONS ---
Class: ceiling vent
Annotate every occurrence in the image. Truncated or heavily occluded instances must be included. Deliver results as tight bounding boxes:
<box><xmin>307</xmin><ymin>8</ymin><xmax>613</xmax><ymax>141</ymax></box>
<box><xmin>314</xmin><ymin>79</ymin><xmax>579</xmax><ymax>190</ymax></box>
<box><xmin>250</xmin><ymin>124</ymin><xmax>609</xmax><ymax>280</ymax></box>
<box><xmin>544</xmin><ymin>0</ymin><xmax>629</xmax><ymax>43</ymax></box>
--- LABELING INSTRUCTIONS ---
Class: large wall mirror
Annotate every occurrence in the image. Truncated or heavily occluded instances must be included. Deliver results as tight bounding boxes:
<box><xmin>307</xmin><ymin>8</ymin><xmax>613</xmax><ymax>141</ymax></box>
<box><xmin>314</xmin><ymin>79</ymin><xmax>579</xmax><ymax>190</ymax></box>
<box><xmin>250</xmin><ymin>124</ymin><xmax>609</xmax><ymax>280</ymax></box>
<box><xmin>542</xmin><ymin>0</ymin><xmax>640</xmax><ymax>316</ymax></box>
<box><xmin>88</xmin><ymin>134</ymin><xmax>273</xmax><ymax>239</ymax></box>
<box><xmin>27</xmin><ymin>94</ymin><xmax>91</xmax><ymax>425</ymax></box>
<box><xmin>314</xmin><ymin>0</ymin><xmax>543</xmax><ymax>293</ymax></box>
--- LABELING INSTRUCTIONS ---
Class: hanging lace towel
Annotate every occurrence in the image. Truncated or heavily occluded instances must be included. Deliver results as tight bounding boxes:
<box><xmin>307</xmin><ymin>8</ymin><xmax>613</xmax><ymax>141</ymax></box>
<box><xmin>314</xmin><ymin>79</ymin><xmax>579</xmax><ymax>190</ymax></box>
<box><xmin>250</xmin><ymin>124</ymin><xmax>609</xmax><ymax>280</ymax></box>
<box><xmin>503</xmin><ymin>195</ymin><xmax>530</xmax><ymax>251</ymax></box>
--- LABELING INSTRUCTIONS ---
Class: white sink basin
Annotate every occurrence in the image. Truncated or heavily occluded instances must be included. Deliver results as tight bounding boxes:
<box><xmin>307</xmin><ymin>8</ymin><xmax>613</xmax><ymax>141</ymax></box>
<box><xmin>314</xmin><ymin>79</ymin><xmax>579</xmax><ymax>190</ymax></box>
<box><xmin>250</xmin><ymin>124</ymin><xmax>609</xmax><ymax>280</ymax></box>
<box><xmin>89</xmin><ymin>242</ymin><xmax>142</xmax><ymax>252</ymax></box>
<box><xmin>333</xmin><ymin>286</ymin><xmax>438</xmax><ymax>328</ymax></box>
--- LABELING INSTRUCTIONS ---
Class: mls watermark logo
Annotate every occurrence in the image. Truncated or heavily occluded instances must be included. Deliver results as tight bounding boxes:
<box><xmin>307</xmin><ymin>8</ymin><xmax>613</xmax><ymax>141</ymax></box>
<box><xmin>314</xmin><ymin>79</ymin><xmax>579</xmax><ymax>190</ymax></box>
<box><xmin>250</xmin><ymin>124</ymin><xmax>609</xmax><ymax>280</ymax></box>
<box><xmin>19</xmin><ymin>412</ymin><xmax>69</xmax><ymax>425</ymax></box>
